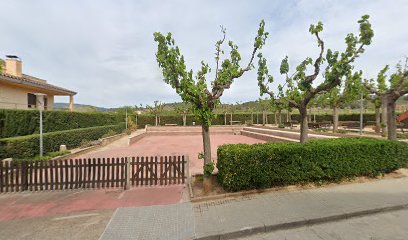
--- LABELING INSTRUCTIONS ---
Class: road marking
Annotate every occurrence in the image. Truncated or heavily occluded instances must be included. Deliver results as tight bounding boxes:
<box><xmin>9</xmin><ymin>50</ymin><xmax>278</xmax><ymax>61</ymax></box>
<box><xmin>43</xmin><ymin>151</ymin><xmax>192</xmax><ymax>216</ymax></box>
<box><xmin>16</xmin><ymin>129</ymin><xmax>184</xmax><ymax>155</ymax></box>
<box><xmin>52</xmin><ymin>213</ymin><xmax>100</xmax><ymax>221</ymax></box>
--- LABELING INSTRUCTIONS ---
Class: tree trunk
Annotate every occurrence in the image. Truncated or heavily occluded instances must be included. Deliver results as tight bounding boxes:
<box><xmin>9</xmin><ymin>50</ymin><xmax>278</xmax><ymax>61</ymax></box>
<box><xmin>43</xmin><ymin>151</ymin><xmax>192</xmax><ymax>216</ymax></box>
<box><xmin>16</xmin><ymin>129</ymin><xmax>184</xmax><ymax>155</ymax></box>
<box><xmin>155</xmin><ymin>115</ymin><xmax>158</xmax><ymax>126</ymax></box>
<box><xmin>257</xmin><ymin>113</ymin><xmax>259</xmax><ymax>124</ymax></box>
<box><xmin>386</xmin><ymin>95</ymin><xmax>397</xmax><ymax>141</ymax></box>
<box><xmin>265</xmin><ymin>113</ymin><xmax>268</xmax><ymax>124</ymax></box>
<box><xmin>224</xmin><ymin>113</ymin><xmax>227</xmax><ymax>125</ymax></box>
<box><xmin>333</xmin><ymin>106</ymin><xmax>339</xmax><ymax>133</ymax></box>
<box><xmin>381</xmin><ymin>95</ymin><xmax>388</xmax><ymax>137</ymax></box>
<box><xmin>201</xmin><ymin>124</ymin><xmax>212</xmax><ymax>192</ymax></box>
<box><xmin>299</xmin><ymin>106</ymin><xmax>309</xmax><ymax>143</ymax></box>
<box><xmin>251</xmin><ymin>113</ymin><xmax>253</xmax><ymax>124</ymax></box>
<box><xmin>262</xmin><ymin>111</ymin><xmax>265</xmax><ymax>126</ymax></box>
<box><xmin>375</xmin><ymin>107</ymin><xmax>381</xmax><ymax>134</ymax></box>
<box><xmin>278</xmin><ymin>110</ymin><xmax>282</xmax><ymax>126</ymax></box>
<box><xmin>274</xmin><ymin>112</ymin><xmax>277</xmax><ymax>125</ymax></box>
<box><xmin>288</xmin><ymin>111</ymin><xmax>291</xmax><ymax>121</ymax></box>
<box><xmin>230</xmin><ymin>113</ymin><xmax>232</xmax><ymax>125</ymax></box>
<box><xmin>183</xmin><ymin>114</ymin><xmax>187</xmax><ymax>126</ymax></box>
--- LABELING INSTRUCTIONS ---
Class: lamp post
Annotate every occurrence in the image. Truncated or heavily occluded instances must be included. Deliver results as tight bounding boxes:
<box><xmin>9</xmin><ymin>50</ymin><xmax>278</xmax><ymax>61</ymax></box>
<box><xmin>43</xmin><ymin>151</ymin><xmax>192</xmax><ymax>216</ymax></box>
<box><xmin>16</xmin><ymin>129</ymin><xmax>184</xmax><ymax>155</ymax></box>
<box><xmin>34</xmin><ymin>93</ymin><xmax>46</xmax><ymax>157</ymax></box>
<box><xmin>359</xmin><ymin>90</ymin><xmax>364</xmax><ymax>136</ymax></box>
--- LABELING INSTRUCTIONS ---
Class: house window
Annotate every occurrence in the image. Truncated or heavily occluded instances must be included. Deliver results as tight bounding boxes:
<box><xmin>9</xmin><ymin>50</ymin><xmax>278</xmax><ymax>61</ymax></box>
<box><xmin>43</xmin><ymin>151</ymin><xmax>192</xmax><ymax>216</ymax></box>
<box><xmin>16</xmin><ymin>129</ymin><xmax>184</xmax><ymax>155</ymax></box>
<box><xmin>27</xmin><ymin>93</ymin><xmax>36</xmax><ymax>108</ymax></box>
<box><xmin>44</xmin><ymin>96</ymin><xmax>48</xmax><ymax>110</ymax></box>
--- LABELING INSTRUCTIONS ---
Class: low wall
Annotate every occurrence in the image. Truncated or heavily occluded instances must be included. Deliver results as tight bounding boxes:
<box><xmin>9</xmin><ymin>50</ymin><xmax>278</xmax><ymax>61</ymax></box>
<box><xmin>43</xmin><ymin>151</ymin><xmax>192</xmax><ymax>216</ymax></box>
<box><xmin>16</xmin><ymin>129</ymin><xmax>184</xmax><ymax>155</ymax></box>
<box><xmin>127</xmin><ymin>125</ymin><xmax>244</xmax><ymax>145</ymax></box>
<box><xmin>57</xmin><ymin>133</ymin><xmax>127</xmax><ymax>160</ymax></box>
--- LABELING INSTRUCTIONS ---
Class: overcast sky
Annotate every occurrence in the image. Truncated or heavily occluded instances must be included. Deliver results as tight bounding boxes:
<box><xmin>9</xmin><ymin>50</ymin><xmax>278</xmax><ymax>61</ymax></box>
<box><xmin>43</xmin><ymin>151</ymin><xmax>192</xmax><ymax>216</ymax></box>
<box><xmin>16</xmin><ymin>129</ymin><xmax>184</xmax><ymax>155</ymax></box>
<box><xmin>1</xmin><ymin>0</ymin><xmax>407</xmax><ymax>108</ymax></box>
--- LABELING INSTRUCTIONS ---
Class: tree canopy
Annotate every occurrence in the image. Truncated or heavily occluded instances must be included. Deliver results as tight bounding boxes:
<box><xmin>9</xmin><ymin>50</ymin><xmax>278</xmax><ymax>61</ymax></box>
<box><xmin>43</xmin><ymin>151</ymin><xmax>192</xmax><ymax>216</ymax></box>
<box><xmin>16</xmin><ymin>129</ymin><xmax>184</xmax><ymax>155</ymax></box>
<box><xmin>257</xmin><ymin>15</ymin><xmax>374</xmax><ymax>142</ymax></box>
<box><xmin>154</xmin><ymin>21</ymin><xmax>268</xmax><ymax>126</ymax></box>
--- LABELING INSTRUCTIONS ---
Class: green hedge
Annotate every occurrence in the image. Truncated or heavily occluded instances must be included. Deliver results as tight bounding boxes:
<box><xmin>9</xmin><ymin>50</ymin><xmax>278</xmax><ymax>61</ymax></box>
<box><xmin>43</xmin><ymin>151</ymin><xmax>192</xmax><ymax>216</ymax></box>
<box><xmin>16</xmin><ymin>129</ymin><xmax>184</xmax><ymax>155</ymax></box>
<box><xmin>0</xmin><ymin>124</ymin><xmax>125</xmax><ymax>159</ymax></box>
<box><xmin>0</xmin><ymin>109</ymin><xmax>124</xmax><ymax>138</ymax></box>
<box><xmin>217</xmin><ymin>138</ymin><xmax>408</xmax><ymax>192</ymax></box>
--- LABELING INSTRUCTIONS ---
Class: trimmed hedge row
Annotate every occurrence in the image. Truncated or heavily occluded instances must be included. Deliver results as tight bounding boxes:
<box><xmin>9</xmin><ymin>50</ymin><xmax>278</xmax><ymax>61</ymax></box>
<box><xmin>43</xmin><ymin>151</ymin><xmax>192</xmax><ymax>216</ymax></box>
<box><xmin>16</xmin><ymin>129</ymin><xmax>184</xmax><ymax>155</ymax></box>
<box><xmin>0</xmin><ymin>109</ymin><xmax>124</xmax><ymax>138</ymax></box>
<box><xmin>217</xmin><ymin>138</ymin><xmax>408</xmax><ymax>192</ymax></box>
<box><xmin>0</xmin><ymin>124</ymin><xmax>125</xmax><ymax>159</ymax></box>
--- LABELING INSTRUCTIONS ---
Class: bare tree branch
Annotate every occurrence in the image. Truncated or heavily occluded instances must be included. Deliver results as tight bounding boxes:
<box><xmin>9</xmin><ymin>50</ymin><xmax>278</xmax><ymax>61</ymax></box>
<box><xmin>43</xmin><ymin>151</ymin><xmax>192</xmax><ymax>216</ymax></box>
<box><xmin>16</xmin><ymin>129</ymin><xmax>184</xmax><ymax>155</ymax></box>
<box><xmin>215</xmin><ymin>26</ymin><xmax>226</xmax><ymax>80</ymax></box>
<box><xmin>304</xmin><ymin>32</ymin><xmax>325</xmax><ymax>84</ymax></box>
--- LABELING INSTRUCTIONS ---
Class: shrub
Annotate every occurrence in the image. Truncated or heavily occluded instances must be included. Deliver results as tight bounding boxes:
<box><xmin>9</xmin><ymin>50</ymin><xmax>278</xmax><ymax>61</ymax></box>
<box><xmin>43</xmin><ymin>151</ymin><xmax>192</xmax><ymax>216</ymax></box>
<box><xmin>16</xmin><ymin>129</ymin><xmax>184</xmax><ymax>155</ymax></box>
<box><xmin>101</xmin><ymin>129</ymin><xmax>117</xmax><ymax>138</ymax></box>
<box><xmin>30</xmin><ymin>151</ymin><xmax>71</xmax><ymax>161</ymax></box>
<box><xmin>217</xmin><ymin>138</ymin><xmax>408</xmax><ymax>192</ymax></box>
<box><xmin>0</xmin><ymin>109</ymin><xmax>124</xmax><ymax>138</ymax></box>
<box><xmin>0</xmin><ymin>124</ymin><xmax>125</xmax><ymax>159</ymax></box>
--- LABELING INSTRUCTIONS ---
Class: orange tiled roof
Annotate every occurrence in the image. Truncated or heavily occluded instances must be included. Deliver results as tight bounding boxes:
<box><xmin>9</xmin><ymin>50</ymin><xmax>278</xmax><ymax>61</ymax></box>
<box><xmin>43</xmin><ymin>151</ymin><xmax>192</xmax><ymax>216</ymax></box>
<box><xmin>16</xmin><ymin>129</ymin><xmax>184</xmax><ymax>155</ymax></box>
<box><xmin>0</xmin><ymin>72</ymin><xmax>76</xmax><ymax>95</ymax></box>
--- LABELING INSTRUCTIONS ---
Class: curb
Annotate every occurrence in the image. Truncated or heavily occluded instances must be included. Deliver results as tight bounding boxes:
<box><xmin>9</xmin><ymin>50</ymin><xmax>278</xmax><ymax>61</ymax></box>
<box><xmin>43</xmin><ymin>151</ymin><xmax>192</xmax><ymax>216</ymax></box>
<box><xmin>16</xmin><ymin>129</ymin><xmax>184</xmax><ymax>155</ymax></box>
<box><xmin>194</xmin><ymin>203</ymin><xmax>408</xmax><ymax>240</ymax></box>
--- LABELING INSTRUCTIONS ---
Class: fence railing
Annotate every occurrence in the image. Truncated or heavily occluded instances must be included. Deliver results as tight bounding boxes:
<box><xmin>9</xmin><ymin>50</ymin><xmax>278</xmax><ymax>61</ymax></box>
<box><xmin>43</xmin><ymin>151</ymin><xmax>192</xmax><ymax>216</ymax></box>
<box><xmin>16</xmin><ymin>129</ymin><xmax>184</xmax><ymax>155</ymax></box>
<box><xmin>0</xmin><ymin>156</ymin><xmax>188</xmax><ymax>193</ymax></box>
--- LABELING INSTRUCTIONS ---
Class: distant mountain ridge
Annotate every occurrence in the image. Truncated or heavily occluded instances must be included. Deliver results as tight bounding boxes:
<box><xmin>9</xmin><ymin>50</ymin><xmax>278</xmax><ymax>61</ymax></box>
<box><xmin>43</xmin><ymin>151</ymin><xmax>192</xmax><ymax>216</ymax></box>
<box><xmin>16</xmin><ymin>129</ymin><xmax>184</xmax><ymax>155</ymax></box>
<box><xmin>54</xmin><ymin>102</ymin><xmax>114</xmax><ymax>112</ymax></box>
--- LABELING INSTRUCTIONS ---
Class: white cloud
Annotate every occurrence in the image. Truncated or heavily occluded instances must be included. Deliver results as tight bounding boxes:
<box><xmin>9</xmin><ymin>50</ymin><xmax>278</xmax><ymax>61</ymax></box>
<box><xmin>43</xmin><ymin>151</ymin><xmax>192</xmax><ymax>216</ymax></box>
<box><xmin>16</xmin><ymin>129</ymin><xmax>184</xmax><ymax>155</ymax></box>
<box><xmin>0</xmin><ymin>0</ymin><xmax>407</xmax><ymax>107</ymax></box>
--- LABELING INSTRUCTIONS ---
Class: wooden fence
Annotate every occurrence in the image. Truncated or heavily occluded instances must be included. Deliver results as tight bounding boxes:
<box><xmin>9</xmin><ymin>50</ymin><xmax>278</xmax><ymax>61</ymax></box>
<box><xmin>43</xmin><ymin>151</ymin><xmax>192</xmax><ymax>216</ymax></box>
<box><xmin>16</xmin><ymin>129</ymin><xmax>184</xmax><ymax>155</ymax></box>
<box><xmin>0</xmin><ymin>156</ymin><xmax>188</xmax><ymax>193</ymax></box>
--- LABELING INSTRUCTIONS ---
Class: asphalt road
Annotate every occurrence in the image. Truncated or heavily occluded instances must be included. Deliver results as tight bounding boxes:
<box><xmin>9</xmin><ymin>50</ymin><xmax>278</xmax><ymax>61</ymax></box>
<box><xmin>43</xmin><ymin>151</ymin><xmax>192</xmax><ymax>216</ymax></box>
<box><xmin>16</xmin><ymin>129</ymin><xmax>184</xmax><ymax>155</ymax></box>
<box><xmin>237</xmin><ymin>208</ymin><xmax>408</xmax><ymax>240</ymax></box>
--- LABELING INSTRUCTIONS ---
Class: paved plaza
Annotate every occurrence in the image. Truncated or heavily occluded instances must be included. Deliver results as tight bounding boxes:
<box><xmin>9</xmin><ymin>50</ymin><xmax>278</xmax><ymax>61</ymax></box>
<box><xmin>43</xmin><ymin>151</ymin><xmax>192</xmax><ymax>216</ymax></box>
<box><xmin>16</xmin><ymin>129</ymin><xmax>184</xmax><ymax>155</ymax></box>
<box><xmin>79</xmin><ymin>134</ymin><xmax>265</xmax><ymax>174</ymax></box>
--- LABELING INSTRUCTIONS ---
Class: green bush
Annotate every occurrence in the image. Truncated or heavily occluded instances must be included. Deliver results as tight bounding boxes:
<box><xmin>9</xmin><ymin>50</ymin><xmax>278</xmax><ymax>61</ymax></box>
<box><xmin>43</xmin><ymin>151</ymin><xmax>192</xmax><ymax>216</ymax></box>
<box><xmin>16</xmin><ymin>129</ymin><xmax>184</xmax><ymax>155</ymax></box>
<box><xmin>0</xmin><ymin>124</ymin><xmax>125</xmax><ymax>159</ymax></box>
<box><xmin>31</xmin><ymin>151</ymin><xmax>71</xmax><ymax>161</ymax></box>
<box><xmin>217</xmin><ymin>138</ymin><xmax>408</xmax><ymax>192</ymax></box>
<box><xmin>0</xmin><ymin>109</ymin><xmax>124</xmax><ymax>138</ymax></box>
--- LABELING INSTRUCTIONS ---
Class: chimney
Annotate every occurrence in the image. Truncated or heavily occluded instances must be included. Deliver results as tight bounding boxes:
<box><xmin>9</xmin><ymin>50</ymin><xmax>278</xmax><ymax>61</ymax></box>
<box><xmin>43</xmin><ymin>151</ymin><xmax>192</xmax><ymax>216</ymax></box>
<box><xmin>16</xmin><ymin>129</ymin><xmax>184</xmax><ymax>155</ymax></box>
<box><xmin>5</xmin><ymin>55</ymin><xmax>22</xmax><ymax>77</ymax></box>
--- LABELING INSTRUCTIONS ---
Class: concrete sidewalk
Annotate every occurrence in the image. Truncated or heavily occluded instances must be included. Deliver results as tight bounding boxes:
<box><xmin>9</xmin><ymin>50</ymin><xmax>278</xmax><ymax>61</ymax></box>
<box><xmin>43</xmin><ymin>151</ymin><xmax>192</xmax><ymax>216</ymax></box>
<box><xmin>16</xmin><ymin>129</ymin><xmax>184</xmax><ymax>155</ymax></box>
<box><xmin>100</xmin><ymin>177</ymin><xmax>408</xmax><ymax>240</ymax></box>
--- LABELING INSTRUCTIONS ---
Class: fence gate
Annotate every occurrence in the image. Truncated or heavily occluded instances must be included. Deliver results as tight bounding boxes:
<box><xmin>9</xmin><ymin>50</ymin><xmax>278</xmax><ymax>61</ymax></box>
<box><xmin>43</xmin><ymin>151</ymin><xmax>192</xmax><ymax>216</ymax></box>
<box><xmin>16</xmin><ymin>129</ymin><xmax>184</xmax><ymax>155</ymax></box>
<box><xmin>0</xmin><ymin>155</ymin><xmax>188</xmax><ymax>193</ymax></box>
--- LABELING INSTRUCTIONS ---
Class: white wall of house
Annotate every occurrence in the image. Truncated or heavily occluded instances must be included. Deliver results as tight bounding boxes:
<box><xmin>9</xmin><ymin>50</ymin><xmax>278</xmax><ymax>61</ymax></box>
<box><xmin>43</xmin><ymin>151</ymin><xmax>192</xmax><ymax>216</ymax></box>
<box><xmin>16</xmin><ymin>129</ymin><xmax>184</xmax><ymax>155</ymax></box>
<box><xmin>0</xmin><ymin>83</ymin><xmax>55</xmax><ymax>110</ymax></box>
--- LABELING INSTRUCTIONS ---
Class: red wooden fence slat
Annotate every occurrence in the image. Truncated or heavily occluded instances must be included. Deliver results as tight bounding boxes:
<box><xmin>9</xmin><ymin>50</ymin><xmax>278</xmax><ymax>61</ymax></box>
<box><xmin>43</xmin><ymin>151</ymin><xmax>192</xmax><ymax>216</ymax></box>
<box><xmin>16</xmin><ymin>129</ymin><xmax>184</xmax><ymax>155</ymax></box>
<box><xmin>140</xmin><ymin>157</ymin><xmax>144</xmax><ymax>186</ymax></box>
<box><xmin>115</xmin><ymin>158</ymin><xmax>119</xmax><ymax>188</ymax></box>
<box><xmin>44</xmin><ymin>161</ymin><xmax>49</xmax><ymax>191</ymax></box>
<box><xmin>120</xmin><ymin>158</ymin><xmax>124</xmax><ymax>187</ymax></box>
<box><xmin>106</xmin><ymin>158</ymin><xmax>111</xmax><ymax>188</ymax></box>
<box><xmin>136</xmin><ymin>157</ymin><xmax>140</xmax><ymax>186</ymax></box>
<box><xmin>10</xmin><ymin>161</ymin><xmax>15</xmax><ymax>192</ymax></box>
<box><xmin>50</xmin><ymin>161</ymin><xmax>54</xmax><ymax>191</ymax></box>
<box><xmin>97</xmin><ymin>158</ymin><xmax>101</xmax><ymax>188</ymax></box>
<box><xmin>64</xmin><ymin>160</ymin><xmax>69</xmax><ymax>190</ymax></box>
<box><xmin>182</xmin><ymin>156</ymin><xmax>185</xmax><ymax>184</ymax></box>
<box><xmin>101</xmin><ymin>158</ymin><xmax>105</xmax><ymax>188</ymax></box>
<box><xmin>110</xmin><ymin>158</ymin><xmax>115</xmax><ymax>188</ymax></box>
<box><xmin>159</xmin><ymin>156</ymin><xmax>163</xmax><ymax>185</ymax></box>
<box><xmin>154</xmin><ymin>156</ymin><xmax>158</xmax><ymax>185</ymax></box>
<box><xmin>145</xmin><ymin>157</ymin><xmax>149</xmax><ymax>186</ymax></box>
<box><xmin>131</xmin><ymin>157</ymin><xmax>135</xmax><ymax>186</ymax></box>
